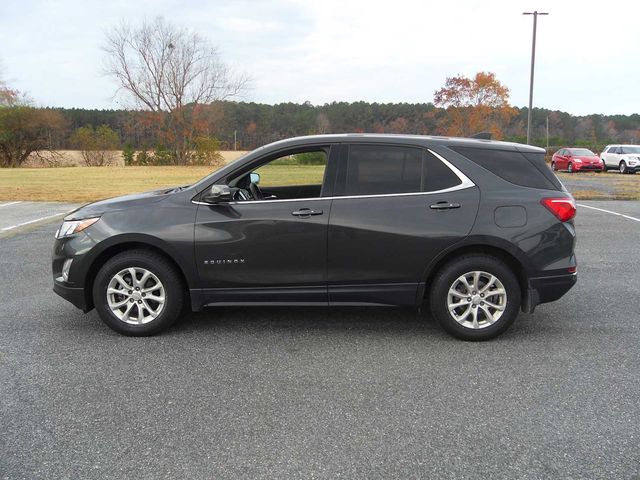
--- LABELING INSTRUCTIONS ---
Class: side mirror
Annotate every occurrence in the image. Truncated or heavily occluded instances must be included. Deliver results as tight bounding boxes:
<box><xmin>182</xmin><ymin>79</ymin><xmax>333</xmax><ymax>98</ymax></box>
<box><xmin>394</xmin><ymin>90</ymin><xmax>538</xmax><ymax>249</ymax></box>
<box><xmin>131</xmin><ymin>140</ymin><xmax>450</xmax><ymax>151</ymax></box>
<box><xmin>202</xmin><ymin>184</ymin><xmax>231</xmax><ymax>204</ymax></box>
<box><xmin>250</xmin><ymin>172</ymin><xmax>260</xmax><ymax>184</ymax></box>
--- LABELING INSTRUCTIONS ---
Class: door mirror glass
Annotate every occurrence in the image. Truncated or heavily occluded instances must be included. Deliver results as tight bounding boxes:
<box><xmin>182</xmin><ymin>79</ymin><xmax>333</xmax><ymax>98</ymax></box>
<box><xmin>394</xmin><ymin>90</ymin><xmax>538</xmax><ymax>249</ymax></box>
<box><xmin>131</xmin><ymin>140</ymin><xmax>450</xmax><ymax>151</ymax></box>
<box><xmin>250</xmin><ymin>172</ymin><xmax>260</xmax><ymax>184</ymax></box>
<box><xmin>203</xmin><ymin>184</ymin><xmax>231</xmax><ymax>203</ymax></box>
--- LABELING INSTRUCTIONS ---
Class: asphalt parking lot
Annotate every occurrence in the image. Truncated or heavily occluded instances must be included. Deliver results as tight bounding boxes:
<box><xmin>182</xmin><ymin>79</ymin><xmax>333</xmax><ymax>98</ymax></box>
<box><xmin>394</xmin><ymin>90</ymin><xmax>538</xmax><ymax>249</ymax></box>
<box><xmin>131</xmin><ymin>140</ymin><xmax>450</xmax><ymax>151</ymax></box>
<box><xmin>1</xmin><ymin>201</ymin><xmax>639</xmax><ymax>479</ymax></box>
<box><xmin>0</xmin><ymin>201</ymin><xmax>79</xmax><ymax>238</ymax></box>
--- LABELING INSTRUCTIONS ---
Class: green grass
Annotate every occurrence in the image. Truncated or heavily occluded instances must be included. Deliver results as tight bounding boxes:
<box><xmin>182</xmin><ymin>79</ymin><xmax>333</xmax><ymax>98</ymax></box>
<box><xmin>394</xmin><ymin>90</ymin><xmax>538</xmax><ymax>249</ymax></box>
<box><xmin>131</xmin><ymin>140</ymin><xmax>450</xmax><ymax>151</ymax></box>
<box><xmin>0</xmin><ymin>165</ymin><xmax>326</xmax><ymax>203</ymax></box>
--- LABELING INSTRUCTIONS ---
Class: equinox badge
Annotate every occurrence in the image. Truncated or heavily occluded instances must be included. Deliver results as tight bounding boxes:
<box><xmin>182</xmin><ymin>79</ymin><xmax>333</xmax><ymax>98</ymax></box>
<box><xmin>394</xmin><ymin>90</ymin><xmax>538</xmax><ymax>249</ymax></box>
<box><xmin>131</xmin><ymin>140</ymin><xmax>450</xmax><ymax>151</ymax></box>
<box><xmin>204</xmin><ymin>259</ymin><xmax>246</xmax><ymax>265</ymax></box>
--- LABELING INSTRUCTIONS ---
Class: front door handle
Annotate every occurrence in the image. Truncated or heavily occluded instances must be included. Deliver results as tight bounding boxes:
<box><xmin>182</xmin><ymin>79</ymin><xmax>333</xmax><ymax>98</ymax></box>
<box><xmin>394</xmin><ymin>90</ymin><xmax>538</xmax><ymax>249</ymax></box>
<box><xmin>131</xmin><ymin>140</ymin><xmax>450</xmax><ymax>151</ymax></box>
<box><xmin>291</xmin><ymin>208</ymin><xmax>323</xmax><ymax>217</ymax></box>
<box><xmin>430</xmin><ymin>201</ymin><xmax>461</xmax><ymax>210</ymax></box>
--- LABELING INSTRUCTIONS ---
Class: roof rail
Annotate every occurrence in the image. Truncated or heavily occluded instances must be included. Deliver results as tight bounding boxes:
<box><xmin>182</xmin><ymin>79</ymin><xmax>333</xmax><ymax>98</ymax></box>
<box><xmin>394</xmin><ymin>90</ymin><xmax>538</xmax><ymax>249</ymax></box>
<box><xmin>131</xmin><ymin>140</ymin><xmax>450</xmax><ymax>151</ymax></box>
<box><xmin>471</xmin><ymin>132</ymin><xmax>492</xmax><ymax>140</ymax></box>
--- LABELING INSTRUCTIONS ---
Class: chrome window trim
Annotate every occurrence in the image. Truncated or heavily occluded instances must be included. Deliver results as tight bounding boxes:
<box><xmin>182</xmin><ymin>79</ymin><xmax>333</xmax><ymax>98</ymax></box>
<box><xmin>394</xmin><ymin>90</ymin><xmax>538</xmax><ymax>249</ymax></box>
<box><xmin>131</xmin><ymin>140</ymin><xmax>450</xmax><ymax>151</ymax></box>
<box><xmin>192</xmin><ymin>148</ymin><xmax>475</xmax><ymax>206</ymax></box>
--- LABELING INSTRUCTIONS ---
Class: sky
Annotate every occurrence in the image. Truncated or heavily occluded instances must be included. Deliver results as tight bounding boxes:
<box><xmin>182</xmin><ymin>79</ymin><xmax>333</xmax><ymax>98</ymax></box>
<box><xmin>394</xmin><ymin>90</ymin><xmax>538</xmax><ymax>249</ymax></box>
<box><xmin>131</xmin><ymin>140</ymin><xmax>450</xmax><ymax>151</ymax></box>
<box><xmin>1</xmin><ymin>0</ymin><xmax>638</xmax><ymax>116</ymax></box>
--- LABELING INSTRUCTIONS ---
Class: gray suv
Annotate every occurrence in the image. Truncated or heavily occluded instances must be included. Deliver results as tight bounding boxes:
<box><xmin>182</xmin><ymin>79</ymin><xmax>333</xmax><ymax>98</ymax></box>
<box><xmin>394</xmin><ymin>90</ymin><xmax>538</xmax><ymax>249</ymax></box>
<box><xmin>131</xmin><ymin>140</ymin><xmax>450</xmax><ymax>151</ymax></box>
<box><xmin>53</xmin><ymin>134</ymin><xmax>577</xmax><ymax>340</ymax></box>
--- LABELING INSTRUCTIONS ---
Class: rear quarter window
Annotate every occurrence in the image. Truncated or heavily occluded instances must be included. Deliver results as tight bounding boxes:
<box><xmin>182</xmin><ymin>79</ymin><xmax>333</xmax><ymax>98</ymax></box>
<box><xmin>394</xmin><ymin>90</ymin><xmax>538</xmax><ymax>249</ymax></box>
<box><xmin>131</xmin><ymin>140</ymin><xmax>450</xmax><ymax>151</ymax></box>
<box><xmin>449</xmin><ymin>146</ymin><xmax>559</xmax><ymax>190</ymax></box>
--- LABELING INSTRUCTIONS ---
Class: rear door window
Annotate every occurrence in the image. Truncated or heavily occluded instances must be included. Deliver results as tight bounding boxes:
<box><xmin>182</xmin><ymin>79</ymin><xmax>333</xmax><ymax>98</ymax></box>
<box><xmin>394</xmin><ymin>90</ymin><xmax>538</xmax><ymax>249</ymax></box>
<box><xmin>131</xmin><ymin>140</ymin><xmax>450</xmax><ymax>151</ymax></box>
<box><xmin>337</xmin><ymin>145</ymin><xmax>461</xmax><ymax>196</ymax></box>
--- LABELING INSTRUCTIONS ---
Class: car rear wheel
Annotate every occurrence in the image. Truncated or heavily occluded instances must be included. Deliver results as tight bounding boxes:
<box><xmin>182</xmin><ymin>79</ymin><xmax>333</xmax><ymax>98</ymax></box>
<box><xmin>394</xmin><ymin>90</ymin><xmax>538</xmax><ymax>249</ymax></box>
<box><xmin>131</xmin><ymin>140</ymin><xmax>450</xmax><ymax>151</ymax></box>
<box><xmin>567</xmin><ymin>163</ymin><xmax>574</xmax><ymax>173</ymax></box>
<box><xmin>429</xmin><ymin>255</ymin><xmax>521</xmax><ymax>341</ymax></box>
<box><xmin>620</xmin><ymin>161</ymin><xmax>628</xmax><ymax>174</ymax></box>
<box><xmin>93</xmin><ymin>250</ymin><xmax>184</xmax><ymax>336</ymax></box>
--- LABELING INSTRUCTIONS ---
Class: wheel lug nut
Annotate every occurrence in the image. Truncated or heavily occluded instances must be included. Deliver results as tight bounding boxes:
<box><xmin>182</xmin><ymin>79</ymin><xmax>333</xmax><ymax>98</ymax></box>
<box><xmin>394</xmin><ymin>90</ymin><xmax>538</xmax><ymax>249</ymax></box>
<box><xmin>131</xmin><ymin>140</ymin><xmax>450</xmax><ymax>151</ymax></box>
<box><xmin>472</xmin><ymin>291</ymin><xmax>477</xmax><ymax>295</ymax></box>
<box><xmin>480</xmin><ymin>294</ymin><xmax>484</xmax><ymax>298</ymax></box>
<box><xmin>128</xmin><ymin>290</ymin><xmax>132</xmax><ymax>294</ymax></box>
<box><xmin>142</xmin><ymin>293</ymin><xmax>145</xmax><ymax>297</ymax></box>
<box><xmin>129</xmin><ymin>299</ymin><xmax>134</xmax><ymax>303</ymax></box>
<box><xmin>135</xmin><ymin>287</ymin><xmax>140</xmax><ymax>291</ymax></box>
<box><xmin>137</xmin><ymin>300</ymin><xmax>142</xmax><ymax>304</ymax></box>
<box><xmin>480</xmin><ymin>302</ymin><xmax>484</xmax><ymax>306</ymax></box>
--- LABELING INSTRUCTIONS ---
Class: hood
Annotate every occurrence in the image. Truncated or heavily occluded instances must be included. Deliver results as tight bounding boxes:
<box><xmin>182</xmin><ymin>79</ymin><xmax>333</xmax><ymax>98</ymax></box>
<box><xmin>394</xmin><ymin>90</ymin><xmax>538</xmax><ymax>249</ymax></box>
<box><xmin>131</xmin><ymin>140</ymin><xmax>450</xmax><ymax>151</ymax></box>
<box><xmin>65</xmin><ymin>186</ymin><xmax>181</xmax><ymax>220</ymax></box>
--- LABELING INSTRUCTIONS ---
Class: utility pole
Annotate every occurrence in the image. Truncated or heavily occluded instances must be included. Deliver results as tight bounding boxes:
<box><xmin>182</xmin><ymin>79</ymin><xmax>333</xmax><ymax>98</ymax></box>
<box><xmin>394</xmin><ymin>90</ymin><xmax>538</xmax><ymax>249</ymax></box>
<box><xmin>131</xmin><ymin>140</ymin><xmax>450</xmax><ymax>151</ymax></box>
<box><xmin>233</xmin><ymin>130</ymin><xmax>237</xmax><ymax>151</ymax></box>
<box><xmin>523</xmin><ymin>11</ymin><xmax>548</xmax><ymax>145</ymax></box>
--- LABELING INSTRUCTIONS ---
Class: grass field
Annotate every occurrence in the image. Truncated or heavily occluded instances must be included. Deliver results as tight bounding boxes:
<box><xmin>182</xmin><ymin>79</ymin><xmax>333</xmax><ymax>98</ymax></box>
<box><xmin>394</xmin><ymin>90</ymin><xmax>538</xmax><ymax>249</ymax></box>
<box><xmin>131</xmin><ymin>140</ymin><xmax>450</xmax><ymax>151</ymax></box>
<box><xmin>1</xmin><ymin>166</ymin><xmax>639</xmax><ymax>203</ymax></box>
<box><xmin>0</xmin><ymin>165</ymin><xmax>326</xmax><ymax>202</ymax></box>
<box><xmin>556</xmin><ymin>171</ymin><xmax>640</xmax><ymax>200</ymax></box>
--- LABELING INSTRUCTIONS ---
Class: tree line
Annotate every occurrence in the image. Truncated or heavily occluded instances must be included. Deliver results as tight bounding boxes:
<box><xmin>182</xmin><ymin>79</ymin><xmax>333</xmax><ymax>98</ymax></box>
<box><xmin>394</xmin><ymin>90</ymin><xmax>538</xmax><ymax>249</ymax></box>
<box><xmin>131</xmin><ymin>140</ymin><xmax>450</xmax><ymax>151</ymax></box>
<box><xmin>34</xmin><ymin>101</ymin><xmax>640</xmax><ymax>151</ymax></box>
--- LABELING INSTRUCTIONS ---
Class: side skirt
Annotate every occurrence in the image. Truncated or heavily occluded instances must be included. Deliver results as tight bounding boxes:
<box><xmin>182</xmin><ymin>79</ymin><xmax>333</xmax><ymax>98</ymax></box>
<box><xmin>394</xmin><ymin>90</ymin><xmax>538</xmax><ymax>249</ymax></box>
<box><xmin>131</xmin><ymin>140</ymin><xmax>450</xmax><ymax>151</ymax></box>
<box><xmin>189</xmin><ymin>283</ymin><xmax>421</xmax><ymax>311</ymax></box>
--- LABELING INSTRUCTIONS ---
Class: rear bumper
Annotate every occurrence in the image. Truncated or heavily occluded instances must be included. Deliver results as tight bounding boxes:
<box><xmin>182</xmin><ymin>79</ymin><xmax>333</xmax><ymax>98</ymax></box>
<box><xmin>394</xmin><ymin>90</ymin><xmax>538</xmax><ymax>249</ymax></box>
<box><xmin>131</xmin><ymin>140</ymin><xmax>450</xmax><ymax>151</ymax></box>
<box><xmin>53</xmin><ymin>281</ymin><xmax>87</xmax><ymax>311</ymax></box>
<box><xmin>525</xmin><ymin>273</ymin><xmax>577</xmax><ymax>312</ymax></box>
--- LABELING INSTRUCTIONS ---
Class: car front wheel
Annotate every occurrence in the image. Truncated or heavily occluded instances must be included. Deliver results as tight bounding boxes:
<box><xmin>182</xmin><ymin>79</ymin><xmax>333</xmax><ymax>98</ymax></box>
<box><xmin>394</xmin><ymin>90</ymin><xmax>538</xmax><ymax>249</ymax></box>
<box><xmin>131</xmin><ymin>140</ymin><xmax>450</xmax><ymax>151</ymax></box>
<box><xmin>567</xmin><ymin>163</ymin><xmax>574</xmax><ymax>173</ymax></box>
<box><xmin>620</xmin><ymin>161</ymin><xmax>628</xmax><ymax>174</ymax></box>
<box><xmin>93</xmin><ymin>250</ymin><xmax>184</xmax><ymax>336</ymax></box>
<box><xmin>429</xmin><ymin>255</ymin><xmax>521</xmax><ymax>341</ymax></box>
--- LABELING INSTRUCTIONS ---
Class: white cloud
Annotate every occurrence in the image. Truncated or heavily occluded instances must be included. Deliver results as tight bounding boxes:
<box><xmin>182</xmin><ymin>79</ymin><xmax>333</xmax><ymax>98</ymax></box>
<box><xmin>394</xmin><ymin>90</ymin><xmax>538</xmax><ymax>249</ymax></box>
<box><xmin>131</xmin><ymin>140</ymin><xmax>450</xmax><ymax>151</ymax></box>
<box><xmin>0</xmin><ymin>0</ymin><xmax>638</xmax><ymax>114</ymax></box>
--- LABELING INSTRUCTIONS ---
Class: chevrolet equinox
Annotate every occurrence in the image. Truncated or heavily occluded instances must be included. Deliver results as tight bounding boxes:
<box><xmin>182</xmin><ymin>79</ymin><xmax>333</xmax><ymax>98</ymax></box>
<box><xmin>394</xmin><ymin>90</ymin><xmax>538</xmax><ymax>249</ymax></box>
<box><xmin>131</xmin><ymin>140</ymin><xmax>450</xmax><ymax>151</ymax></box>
<box><xmin>53</xmin><ymin>134</ymin><xmax>577</xmax><ymax>340</ymax></box>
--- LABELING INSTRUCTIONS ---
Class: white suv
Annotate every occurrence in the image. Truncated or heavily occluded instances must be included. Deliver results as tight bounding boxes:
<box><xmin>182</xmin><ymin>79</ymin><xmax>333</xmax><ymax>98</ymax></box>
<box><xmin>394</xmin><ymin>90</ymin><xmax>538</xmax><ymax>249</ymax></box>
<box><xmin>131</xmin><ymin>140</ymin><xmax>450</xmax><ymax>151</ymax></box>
<box><xmin>600</xmin><ymin>145</ymin><xmax>640</xmax><ymax>173</ymax></box>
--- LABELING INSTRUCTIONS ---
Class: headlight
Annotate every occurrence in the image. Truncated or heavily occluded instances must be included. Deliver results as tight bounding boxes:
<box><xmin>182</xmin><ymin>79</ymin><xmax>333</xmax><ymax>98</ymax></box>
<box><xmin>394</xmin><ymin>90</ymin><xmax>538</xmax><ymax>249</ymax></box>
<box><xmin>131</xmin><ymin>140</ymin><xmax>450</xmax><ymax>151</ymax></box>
<box><xmin>573</xmin><ymin>159</ymin><xmax>583</xmax><ymax>163</ymax></box>
<box><xmin>55</xmin><ymin>217</ymin><xmax>100</xmax><ymax>239</ymax></box>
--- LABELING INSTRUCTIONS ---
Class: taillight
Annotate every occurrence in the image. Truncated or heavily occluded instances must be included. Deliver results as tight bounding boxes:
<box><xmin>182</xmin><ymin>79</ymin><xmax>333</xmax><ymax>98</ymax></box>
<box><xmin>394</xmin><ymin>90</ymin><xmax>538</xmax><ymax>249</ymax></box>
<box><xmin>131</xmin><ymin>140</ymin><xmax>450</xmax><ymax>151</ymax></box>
<box><xmin>541</xmin><ymin>197</ymin><xmax>576</xmax><ymax>222</ymax></box>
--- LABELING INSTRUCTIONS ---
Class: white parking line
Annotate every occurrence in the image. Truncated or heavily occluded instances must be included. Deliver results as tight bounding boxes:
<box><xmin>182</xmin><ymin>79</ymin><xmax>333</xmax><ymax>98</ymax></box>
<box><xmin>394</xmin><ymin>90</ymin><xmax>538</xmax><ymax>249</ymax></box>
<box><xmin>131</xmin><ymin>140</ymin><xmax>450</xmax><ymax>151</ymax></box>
<box><xmin>1</xmin><ymin>213</ymin><xmax>65</xmax><ymax>231</ymax></box>
<box><xmin>0</xmin><ymin>201</ymin><xmax>22</xmax><ymax>208</ymax></box>
<box><xmin>577</xmin><ymin>203</ymin><xmax>640</xmax><ymax>223</ymax></box>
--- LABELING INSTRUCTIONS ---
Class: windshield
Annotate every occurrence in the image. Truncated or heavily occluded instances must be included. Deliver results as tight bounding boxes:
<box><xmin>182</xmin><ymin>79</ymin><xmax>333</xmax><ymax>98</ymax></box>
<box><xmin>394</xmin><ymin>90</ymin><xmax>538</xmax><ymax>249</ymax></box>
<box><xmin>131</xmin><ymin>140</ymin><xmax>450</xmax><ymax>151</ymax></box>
<box><xmin>621</xmin><ymin>146</ymin><xmax>640</xmax><ymax>154</ymax></box>
<box><xmin>569</xmin><ymin>148</ymin><xmax>595</xmax><ymax>156</ymax></box>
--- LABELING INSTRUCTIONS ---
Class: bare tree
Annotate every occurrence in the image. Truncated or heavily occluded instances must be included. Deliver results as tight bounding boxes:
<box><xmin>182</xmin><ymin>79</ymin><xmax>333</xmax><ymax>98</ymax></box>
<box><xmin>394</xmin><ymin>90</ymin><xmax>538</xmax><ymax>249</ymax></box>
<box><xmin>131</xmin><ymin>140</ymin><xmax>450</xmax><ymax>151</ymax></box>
<box><xmin>0</xmin><ymin>61</ymin><xmax>18</xmax><ymax>107</ymax></box>
<box><xmin>103</xmin><ymin>17</ymin><xmax>248</xmax><ymax>164</ymax></box>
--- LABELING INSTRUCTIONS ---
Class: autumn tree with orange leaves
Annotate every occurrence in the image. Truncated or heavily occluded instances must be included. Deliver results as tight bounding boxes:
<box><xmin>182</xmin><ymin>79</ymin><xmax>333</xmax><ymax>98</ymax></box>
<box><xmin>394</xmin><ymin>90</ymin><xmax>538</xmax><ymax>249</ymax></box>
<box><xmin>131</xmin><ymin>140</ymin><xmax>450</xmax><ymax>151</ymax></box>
<box><xmin>0</xmin><ymin>71</ymin><xmax>66</xmax><ymax>167</ymax></box>
<box><xmin>433</xmin><ymin>72</ymin><xmax>516</xmax><ymax>139</ymax></box>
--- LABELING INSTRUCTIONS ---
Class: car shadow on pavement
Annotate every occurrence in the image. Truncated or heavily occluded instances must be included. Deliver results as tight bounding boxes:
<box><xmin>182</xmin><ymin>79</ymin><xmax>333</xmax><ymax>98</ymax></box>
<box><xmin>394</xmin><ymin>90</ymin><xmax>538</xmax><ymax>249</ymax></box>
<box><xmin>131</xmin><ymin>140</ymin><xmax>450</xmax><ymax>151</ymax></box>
<box><xmin>153</xmin><ymin>305</ymin><xmax>456</xmax><ymax>340</ymax></box>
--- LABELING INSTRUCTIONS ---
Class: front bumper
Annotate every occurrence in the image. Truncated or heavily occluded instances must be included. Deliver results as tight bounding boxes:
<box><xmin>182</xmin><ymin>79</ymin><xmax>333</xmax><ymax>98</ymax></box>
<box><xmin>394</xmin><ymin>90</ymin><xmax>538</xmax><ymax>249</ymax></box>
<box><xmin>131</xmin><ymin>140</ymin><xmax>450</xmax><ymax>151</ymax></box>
<box><xmin>53</xmin><ymin>281</ymin><xmax>87</xmax><ymax>311</ymax></box>
<box><xmin>575</xmin><ymin>164</ymin><xmax>604</xmax><ymax>171</ymax></box>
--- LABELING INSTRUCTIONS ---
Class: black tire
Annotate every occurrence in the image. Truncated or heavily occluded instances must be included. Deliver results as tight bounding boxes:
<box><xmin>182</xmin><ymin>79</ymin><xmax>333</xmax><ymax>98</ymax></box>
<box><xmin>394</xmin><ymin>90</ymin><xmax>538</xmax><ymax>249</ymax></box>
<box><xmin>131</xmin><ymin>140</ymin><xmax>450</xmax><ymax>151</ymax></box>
<box><xmin>429</xmin><ymin>255</ymin><xmax>521</xmax><ymax>341</ymax></box>
<box><xmin>93</xmin><ymin>249</ymin><xmax>184</xmax><ymax>336</ymax></box>
<box><xmin>567</xmin><ymin>163</ymin><xmax>573</xmax><ymax>173</ymax></box>
<box><xmin>551</xmin><ymin>161</ymin><xmax>557</xmax><ymax>171</ymax></box>
<box><xmin>619</xmin><ymin>161</ymin><xmax>628</xmax><ymax>174</ymax></box>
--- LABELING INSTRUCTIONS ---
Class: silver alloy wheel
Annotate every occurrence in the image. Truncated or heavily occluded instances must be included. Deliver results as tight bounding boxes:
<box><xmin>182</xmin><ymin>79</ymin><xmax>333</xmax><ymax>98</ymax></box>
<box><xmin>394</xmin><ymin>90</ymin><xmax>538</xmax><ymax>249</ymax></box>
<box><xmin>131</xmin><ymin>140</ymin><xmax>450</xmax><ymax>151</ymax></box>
<box><xmin>620</xmin><ymin>162</ymin><xmax>626</xmax><ymax>173</ymax></box>
<box><xmin>106</xmin><ymin>267</ymin><xmax>166</xmax><ymax>324</ymax></box>
<box><xmin>447</xmin><ymin>271</ymin><xmax>507</xmax><ymax>330</ymax></box>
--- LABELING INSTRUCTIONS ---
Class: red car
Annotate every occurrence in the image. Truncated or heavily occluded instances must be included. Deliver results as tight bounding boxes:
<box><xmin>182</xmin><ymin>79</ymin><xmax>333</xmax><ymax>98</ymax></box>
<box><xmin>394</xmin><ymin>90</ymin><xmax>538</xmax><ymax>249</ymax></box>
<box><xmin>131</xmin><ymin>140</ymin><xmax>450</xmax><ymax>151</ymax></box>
<box><xmin>551</xmin><ymin>148</ymin><xmax>604</xmax><ymax>173</ymax></box>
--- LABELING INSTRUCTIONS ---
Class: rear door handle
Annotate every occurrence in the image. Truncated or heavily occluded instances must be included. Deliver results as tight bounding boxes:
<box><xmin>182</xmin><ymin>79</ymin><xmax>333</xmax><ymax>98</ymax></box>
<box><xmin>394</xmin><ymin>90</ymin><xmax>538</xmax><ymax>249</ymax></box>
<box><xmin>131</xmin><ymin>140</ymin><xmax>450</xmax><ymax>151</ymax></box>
<box><xmin>291</xmin><ymin>208</ymin><xmax>323</xmax><ymax>217</ymax></box>
<box><xmin>430</xmin><ymin>201</ymin><xmax>461</xmax><ymax>210</ymax></box>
